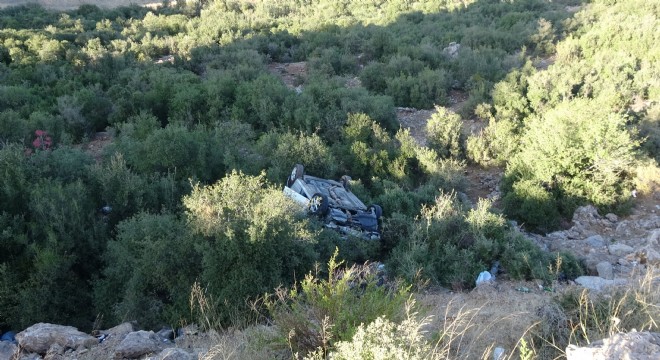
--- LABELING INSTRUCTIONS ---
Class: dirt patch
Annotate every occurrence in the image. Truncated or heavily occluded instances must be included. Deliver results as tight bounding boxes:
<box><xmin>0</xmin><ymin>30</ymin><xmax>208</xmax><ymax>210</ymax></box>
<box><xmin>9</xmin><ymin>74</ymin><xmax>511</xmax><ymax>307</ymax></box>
<box><xmin>463</xmin><ymin>164</ymin><xmax>503</xmax><ymax>207</ymax></box>
<box><xmin>77</xmin><ymin>131</ymin><xmax>113</xmax><ymax>164</ymax></box>
<box><xmin>267</xmin><ymin>61</ymin><xmax>307</xmax><ymax>90</ymax></box>
<box><xmin>396</xmin><ymin>107</ymin><xmax>435</xmax><ymax>146</ymax></box>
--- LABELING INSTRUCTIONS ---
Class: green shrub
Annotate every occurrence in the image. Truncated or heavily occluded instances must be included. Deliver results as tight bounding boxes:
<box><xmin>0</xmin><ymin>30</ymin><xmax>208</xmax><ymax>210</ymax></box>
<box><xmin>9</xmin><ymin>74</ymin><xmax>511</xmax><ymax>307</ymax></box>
<box><xmin>388</xmin><ymin>192</ymin><xmax>582</xmax><ymax>289</ymax></box>
<box><xmin>94</xmin><ymin>212</ymin><xmax>202</xmax><ymax>329</ymax></box>
<box><xmin>183</xmin><ymin>171</ymin><xmax>319</xmax><ymax>325</ymax></box>
<box><xmin>501</xmin><ymin>178</ymin><xmax>561</xmax><ymax>233</ymax></box>
<box><xmin>266</xmin><ymin>249</ymin><xmax>411</xmax><ymax>357</ymax></box>
<box><xmin>255</xmin><ymin>131</ymin><xmax>337</xmax><ymax>183</ymax></box>
<box><xmin>426</xmin><ymin>106</ymin><xmax>465</xmax><ymax>159</ymax></box>
<box><xmin>314</xmin><ymin>309</ymin><xmax>434</xmax><ymax>360</ymax></box>
<box><xmin>502</xmin><ymin>98</ymin><xmax>640</xmax><ymax>230</ymax></box>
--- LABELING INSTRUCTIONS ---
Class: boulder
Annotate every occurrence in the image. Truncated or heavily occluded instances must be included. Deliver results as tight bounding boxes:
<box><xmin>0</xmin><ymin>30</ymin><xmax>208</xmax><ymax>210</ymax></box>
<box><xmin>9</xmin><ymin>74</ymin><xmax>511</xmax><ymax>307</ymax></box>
<box><xmin>585</xmin><ymin>235</ymin><xmax>605</xmax><ymax>248</ymax></box>
<box><xmin>156</xmin><ymin>327</ymin><xmax>174</xmax><ymax>341</ymax></box>
<box><xmin>608</xmin><ymin>243</ymin><xmax>634</xmax><ymax>257</ymax></box>
<box><xmin>114</xmin><ymin>331</ymin><xmax>164</xmax><ymax>359</ymax></box>
<box><xmin>44</xmin><ymin>343</ymin><xmax>64</xmax><ymax>360</ymax></box>
<box><xmin>574</xmin><ymin>276</ymin><xmax>626</xmax><ymax>291</ymax></box>
<box><xmin>638</xmin><ymin>230</ymin><xmax>660</xmax><ymax>265</ymax></box>
<box><xmin>605</xmin><ymin>213</ymin><xmax>618</xmax><ymax>222</ymax></box>
<box><xmin>566</xmin><ymin>331</ymin><xmax>660</xmax><ymax>360</ymax></box>
<box><xmin>442</xmin><ymin>42</ymin><xmax>461</xmax><ymax>59</ymax></box>
<box><xmin>0</xmin><ymin>341</ymin><xmax>18</xmax><ymax>360</ymax></box>
<box><xmin>15</xmin><ymin>323</ymin><xmax>98</xmax><ymax>355</ymax></box>
<box><xmin>100</xmin><ymin>322</ymin><xmax>134</xmax><ymax>337</ymax></box>
<box><xmin>573</xmin><ymin>205</ymin><xmax>601</xmax><ymax>223</ymax></box>
<box><xmin>596</xmin><ymin>262</ymin><xmax>614</xmax><ymax>280</ymax></box>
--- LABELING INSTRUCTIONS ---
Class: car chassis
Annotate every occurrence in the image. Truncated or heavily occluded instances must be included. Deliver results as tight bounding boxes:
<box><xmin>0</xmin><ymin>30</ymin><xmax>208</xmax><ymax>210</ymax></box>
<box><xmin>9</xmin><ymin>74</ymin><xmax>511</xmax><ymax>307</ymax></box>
<box><xmin>283</xmin><ymin>164</ymin><xmax>382</xmax><ymax>240</ymax></box>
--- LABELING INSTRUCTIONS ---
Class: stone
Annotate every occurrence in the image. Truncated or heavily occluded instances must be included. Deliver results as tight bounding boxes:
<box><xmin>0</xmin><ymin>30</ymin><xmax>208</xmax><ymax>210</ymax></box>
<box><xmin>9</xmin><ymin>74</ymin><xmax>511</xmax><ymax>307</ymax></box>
<box><xmin>596</xmin><ymin>261</ymin><xmax>614</xmax><ymax>280</ymax></box>
<box><xmin>608</xmin><ymin>243</ymin><xmax>634</xmax><ymax>257</ymax></box>
<box><xmin>585</xmin><ymin>235</ymin><xmax>605</xmax><ymax>248</ymax></box>
<box><xmin>158</xmin><ymin>348</ymin><xmax>192</xmax><ymax>360</ymax></box>
<box><xmin>17</xmin><ymin>353</ymin><xmax>42</xmax><ymax>360</ymax></box>
<box><xmin>640</xmin><ymin>230</ymin><xmax>660</xmax><ymax>265</ymax></box>
<box><xmin>574</xmin><ymin>276</ymin><xmax>626</xmax><ymax>291</ymax></box>
<box><xmin>100</xmin><ymin>322</ymin><xmax>134</xmax><ymax>337</ymax></box>
<box><xmin>0</xmin><ymin>341</ymin><xmax>18</xmax><ymax>360</ymax></box>
<box><xmin>605</xmin><ymin>213</ymin><xmax>618</xmax><ymax>222</ymax></box>
<box><xmin>442</xmin><ymin>42</ymin><xmax>461</xmax><ymax>59</ymax></box>
<box><xmin>16</xmin><ymin>323</ymin><xmax>98</xmax><ymax>355</ymax></box>
<box><xmin>44</xmin><ymin>343</ymin><xmax>64</xmax><ymax>360</ymax></box>
<box><xmin>572</xmin><ymin>205</ymin><xmax>601</xmax><ymax>222</ymax></box>
<box><xmin>156</xmin><ymin>327</ymin><xmax>174</xmax><ymax>341</ymax></box>
<box><xmin>115</xmin><ymin>331</ymin><xmax>164</xmax><ymax>359</ymax></box>
<box><xmin>566</xmin><ymin>331</ymin><xmax>660</xmax><ymax>360</ymax></box>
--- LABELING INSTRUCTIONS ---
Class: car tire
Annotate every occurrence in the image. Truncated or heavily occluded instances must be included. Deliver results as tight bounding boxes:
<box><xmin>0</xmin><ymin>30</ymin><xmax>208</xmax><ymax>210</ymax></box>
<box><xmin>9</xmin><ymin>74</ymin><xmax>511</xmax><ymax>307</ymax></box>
<box><xmin>309</xmin><ymin>193</ymin><xmax>329</xmax><ymax>215</ymax></box>
<box><xmin>368</xmin><ymin>204</ymin><xmax>383</xmax><ymax>219</ymax></box>
<box><xmin>288</xmin><ymin>164</ymin><xmax>304</xmax><ymax>187</ymax></box>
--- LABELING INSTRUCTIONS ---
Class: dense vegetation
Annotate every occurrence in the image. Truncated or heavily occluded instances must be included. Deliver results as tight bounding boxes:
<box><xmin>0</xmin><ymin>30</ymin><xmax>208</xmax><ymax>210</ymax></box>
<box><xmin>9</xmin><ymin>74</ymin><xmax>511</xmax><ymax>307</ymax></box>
<box><xmin>0</xmin><ymin>0</ymin><xmax>657</xmax><ymax>348</ymax></box>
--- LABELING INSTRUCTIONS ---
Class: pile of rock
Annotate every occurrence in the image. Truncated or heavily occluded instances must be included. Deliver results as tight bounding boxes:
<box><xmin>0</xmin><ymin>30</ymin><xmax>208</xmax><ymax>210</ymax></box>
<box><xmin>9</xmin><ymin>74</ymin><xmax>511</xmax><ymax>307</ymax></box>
<box><xmin>566</xmin><ymin>331</ymin><xmax>660</xmax><ymax>360</ymax></box>
<box><xmin>525</xmin><ymin>205</ymin><xmax>660</xmax><ymax>291</ymax></box>
<box><xmin>3</xmin><ymin>322</ymin><xmax>196</xmax><ymax>360</ymax></box>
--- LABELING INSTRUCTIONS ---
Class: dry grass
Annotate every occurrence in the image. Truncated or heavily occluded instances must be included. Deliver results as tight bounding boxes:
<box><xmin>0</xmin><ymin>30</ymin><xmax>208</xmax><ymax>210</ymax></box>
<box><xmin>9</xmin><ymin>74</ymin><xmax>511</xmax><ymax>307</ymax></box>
<box><xmin>419</xmin><ymin>282</ymin><xmax>553</xmax><ymax>359</ymax></box>
<box><xmin>183</xmin><ymin>267</ymin><xmax>659</xmax><ymax>360</ymax></box>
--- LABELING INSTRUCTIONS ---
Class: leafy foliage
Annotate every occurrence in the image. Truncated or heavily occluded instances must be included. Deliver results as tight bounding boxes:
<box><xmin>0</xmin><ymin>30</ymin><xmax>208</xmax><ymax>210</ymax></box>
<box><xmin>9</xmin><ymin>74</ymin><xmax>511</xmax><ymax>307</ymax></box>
<box><xmin>0</xmin><ymin>0</ymin><xmax>653</xmax><ymax>333</ymax></box>
<box><xmin>183</xmin><ymin>171</ymin><xmax>320</xmax><ymax>324</ymax></box>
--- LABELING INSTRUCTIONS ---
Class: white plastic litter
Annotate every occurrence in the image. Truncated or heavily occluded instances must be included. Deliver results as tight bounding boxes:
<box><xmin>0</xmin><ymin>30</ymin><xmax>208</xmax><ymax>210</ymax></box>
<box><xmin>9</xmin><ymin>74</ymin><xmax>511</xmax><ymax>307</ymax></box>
<box><xmin>475</xmin><ymin>271</ymin><xmax>494</xmax><ymax>286</ymax></box>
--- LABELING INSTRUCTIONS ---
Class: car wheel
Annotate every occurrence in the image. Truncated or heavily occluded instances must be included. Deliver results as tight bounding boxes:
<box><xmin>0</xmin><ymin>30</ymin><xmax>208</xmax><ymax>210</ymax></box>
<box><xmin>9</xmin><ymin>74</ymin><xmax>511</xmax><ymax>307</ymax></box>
<box><xmin>287</xmin><ymin>164</ymin><xmax>304</xmax><ymax>187</ymax></box>
<box><xmin>368</xmin><ymin>204</ymin><xmax>383</xmax><ymax>219</ymax></box>
<box><xmin>309</xmin><ymin>193</ymin><xmax>329</xmax><ymax>215</ymax></box>
<box><xmin>340</xmin><ymin>175</ymin><xmax>352</xmax><ymax>191</ymax></box>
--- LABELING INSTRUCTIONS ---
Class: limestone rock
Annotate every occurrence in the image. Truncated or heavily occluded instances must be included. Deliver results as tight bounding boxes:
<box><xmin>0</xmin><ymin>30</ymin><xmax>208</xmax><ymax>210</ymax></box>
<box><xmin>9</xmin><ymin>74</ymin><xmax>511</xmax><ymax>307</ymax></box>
<box><xmin>566</xmin><ymin>331</ymin><xmax>660</xmax><ymax>360</ymax></box>
<box><xmin>596</xmin><ymin>262</ymin><xmax>613</xmax><ymax>280</ymax></box>
<box><xmin>608</xmin><ymin>243</ymin><xmax>634</xmax><ymax>257</ymax></box>
<box><xmin>585</xmin><ymin>235</ymin><xmax>605</xmax><ymax>248</ymax></box>
<box><xmin>0</xmin><ymin>341</ymin><xmax>18</xmax><ymax>360</ymax></box>
<box><xmin>16</xmin><ymin>323</ymin><xmax>98</xmax><ymax>355</ymax></box>
<box><xmin>605</xmin><ymin>213</ymin><xmax>618</xmax><ymax>222</ymax></box>
<box><xmin>638</xmin><ymin>229</ymin><xmax>660</xmax><ymax>265</ymax></box>
<box><xmin>442</xmin><ymin>42</ymin><xmax>461</xmax><ymax>59</ymax></box>
<box><xmin>100</xmin><ymin>322</ymin><xmax>134</xmax><ymax>337</ymax></box>
<box><xmin>115</xmin><ymin>331</ymin><xmax>164</xmax><ymax>359</ymax></box>
<box><xmin>573</xmin><ymin>205</ymin><xmax>601</xmax><ymax>223</ymax></box>
<box><xmin>574</xmin><ymin>276</ymin><xmax>626</xmax><ymax>291</ymax></box>
<box><xmin>158</xmin><ymin>348</ymin><xmax>192</xmax><ymax>360</ymax></box>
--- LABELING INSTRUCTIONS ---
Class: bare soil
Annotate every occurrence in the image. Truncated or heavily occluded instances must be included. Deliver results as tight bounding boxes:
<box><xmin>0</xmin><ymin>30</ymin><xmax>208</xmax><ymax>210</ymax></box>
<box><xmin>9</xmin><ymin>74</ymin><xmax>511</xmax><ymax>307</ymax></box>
<box><xmin>78</xmin><ymin>131</ymin><xmax>113</xmax><ymax>164</ymax></box>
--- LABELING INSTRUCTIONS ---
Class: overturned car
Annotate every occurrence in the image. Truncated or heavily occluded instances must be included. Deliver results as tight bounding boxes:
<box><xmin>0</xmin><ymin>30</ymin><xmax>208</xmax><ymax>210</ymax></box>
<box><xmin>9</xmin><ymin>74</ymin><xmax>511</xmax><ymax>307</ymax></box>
<box><xmin>283</xmin><ymin>164</ymin><xmax>382</xmax><ymax>240</ymax></box>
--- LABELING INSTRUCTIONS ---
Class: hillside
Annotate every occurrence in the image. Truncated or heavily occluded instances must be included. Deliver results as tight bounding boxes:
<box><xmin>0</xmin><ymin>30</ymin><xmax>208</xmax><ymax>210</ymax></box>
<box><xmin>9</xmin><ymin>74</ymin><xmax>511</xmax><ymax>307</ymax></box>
<box><xmin>0</xmin><ymin>0</ymin><xmax>658</xmax><ymax>359</ymax></box>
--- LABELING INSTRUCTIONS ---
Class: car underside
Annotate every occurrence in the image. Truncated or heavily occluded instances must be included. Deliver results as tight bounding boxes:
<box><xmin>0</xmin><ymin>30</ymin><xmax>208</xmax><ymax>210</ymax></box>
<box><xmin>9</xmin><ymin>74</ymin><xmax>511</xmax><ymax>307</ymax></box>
<box><xmin>283</xmin><ymin>164</ymin><xmax>382</xmax><ymax>240</ymax></box>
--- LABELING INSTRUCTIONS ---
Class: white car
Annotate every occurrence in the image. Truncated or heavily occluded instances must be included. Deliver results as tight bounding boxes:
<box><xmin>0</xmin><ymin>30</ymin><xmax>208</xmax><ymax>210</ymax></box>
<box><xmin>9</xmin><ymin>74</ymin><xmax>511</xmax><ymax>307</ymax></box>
<box><xmin>283</xmin><ymin>164</ymin><xmax>382</xmax><ymax>240</ymax></box>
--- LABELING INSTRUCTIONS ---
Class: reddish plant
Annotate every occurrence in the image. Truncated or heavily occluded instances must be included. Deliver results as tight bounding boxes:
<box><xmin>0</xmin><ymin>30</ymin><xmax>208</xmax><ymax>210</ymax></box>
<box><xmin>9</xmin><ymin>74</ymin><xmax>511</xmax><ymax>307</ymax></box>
<box><xmin>32</xmin><ymin>130</ymin><xmax>53</xmax><ymax>151</ymax></box>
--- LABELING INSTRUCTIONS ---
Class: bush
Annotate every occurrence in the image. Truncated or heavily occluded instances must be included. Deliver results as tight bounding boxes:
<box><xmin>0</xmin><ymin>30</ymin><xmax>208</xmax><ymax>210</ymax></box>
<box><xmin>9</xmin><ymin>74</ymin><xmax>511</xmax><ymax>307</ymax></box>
<box><xmin>94</xmin><ymin>213</ymin><xmax>202</xmax><ymax>329</ymax></box>
<box><xmin>502</xmin><ymin>99</ymin><xmax>640</xmax><ymax>230</ymax></box>
<box><xmin>265</xmin><ymin>249</ymin><xmax>411</xmax><ymax>357</ymax></box>
<box><xmin>501</xmin><ymin>178</ymin><xmax>561</xmax><ymax>233</ymax></box>
<box><xmin>183</xmin><ymin>171</ymin><xmax>319</xmax><ymax>325</ymax></box>
<box><xmin>255</xmin><ymin>131</ymin><xmax>338</xmax><ymax>183</ymax></box>
<box><xmin>315</xmin><ymin>307</ymin><xmax>434</xmax><ymax>360</ymax></box>
<box><xmin>388</xmin><ymin>193</ymin><xmax>582</xmax><ymax>289</ymax></box>
<box><xmin>426</xmin><ymin>106</ymin><xmax>465</xmax><ymax>159</ymax></box>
